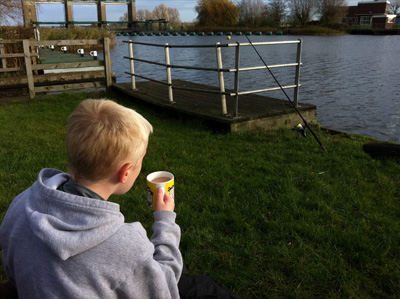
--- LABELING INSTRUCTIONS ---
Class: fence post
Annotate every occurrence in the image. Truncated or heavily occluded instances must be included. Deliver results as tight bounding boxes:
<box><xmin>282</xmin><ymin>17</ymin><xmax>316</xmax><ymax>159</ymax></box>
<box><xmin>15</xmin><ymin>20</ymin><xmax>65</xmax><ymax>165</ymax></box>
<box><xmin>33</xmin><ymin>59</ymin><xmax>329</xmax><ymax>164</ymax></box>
<box><xmin>216</xmin><ymin>42</ymin><xmax>227</xmax><ymax>115</ymax></box>
<box><xmin>0</xmin><ymin>40</ymin><xmax>6</xmax><ymax>69</ymax></box>
<box><xmin>22</xmin><ymin>39</ymin><xmax>35</xmax><ymax>99</ymax></box>
<box><xmin>164</xmin><ymin>43</ymin><xmax>174</xmax><ymax>103</ymax></box>
<box><xmin>294</xmin><ymin>39</ymin><xmax>302</xmax><ymax>107</ymax></box>
<box><xmin>103</xmin><ymin>37</ymin><xmax>112</xmax><ymax>89</ymax></box>
<box><xmin>128</xmin><ymin>40</ymin><xmax>136</xmax><ymax>90</ymax></box>
<box><xmin>234</xmin><ymin>42</ymin><xmax>241</xmax><ymax>117</ymax></box>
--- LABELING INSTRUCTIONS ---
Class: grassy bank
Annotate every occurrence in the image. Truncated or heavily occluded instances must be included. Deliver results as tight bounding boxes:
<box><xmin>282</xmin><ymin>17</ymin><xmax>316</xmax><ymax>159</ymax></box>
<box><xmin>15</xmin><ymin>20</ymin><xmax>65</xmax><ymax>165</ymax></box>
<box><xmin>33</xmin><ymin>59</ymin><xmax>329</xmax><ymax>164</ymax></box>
<box><xmin>0</xmin><ymin>92</ymin><xmax>399</xmax><ymax>298</ymax></box>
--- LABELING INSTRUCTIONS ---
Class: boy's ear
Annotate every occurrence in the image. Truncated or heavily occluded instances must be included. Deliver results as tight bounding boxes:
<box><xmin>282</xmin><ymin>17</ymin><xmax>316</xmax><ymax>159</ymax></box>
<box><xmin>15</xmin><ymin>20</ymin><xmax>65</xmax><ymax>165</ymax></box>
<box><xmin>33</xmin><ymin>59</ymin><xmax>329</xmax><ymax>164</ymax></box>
<box><xmin>118</xmin><ymin>163</ymin><xmax>133</xmax><ymax>183</ymax></box>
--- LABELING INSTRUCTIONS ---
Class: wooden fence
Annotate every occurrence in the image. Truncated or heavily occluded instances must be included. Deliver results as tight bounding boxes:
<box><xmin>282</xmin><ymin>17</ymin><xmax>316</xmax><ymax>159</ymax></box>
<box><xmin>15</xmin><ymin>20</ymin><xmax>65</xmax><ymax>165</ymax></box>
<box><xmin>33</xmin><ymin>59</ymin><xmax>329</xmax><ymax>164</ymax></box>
<box><xmin>0</xmin><ymin>38</ymin><xmax>113</xmax><ymax>99</ymax></box>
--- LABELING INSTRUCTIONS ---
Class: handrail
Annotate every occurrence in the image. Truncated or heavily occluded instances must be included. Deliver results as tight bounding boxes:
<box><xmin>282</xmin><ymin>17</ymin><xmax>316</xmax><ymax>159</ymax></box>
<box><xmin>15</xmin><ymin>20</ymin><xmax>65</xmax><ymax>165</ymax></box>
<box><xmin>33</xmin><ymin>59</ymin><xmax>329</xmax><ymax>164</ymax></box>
<box><xmin>124</xmin><ymin>39</ymin><xmax>303</xmax><ymax>117</ymax></box>
<box><xmin>123</xmin><ymin>40</ymin><xmax>300</xmax><ymax>48</ymax></box>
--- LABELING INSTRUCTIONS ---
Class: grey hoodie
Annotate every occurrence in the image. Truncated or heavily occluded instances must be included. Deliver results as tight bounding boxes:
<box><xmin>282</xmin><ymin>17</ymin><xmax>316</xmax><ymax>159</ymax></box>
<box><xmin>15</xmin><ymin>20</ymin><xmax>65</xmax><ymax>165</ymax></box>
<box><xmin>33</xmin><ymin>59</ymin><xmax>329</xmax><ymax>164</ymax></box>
<box><xmin>0</xmin><ymin>168</ymin><xmax>182</xmax><ymax>299</ymax></box>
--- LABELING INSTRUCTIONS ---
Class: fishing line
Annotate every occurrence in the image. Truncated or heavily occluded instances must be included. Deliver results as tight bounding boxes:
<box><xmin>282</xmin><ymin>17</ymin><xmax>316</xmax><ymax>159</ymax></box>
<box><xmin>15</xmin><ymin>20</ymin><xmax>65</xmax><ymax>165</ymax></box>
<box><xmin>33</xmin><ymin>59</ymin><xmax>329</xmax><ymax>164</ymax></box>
<box><xmin>220</xmin><ymin>0</ymin><xmax>326</xmax><ymax>151</ymax></box>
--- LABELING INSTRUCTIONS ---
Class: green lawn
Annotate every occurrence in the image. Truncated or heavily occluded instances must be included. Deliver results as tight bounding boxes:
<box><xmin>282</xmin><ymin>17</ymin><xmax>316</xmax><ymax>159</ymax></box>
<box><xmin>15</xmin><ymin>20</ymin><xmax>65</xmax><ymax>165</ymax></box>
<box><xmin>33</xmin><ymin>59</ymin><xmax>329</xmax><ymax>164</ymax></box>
<box><xmin>0</xmin><ymin>91</ymin><xmax>399</xmax><ymax>298</ymax></box>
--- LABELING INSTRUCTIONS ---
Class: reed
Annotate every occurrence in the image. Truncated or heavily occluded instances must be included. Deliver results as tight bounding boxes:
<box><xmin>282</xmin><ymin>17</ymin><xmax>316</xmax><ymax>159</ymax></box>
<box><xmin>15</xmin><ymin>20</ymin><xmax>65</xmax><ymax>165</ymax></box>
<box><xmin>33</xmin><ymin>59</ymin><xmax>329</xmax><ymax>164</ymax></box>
<box><xmin>39</xmin><ymin>27</ymin><xmax>116</xmax><ymax>41</ymax></box>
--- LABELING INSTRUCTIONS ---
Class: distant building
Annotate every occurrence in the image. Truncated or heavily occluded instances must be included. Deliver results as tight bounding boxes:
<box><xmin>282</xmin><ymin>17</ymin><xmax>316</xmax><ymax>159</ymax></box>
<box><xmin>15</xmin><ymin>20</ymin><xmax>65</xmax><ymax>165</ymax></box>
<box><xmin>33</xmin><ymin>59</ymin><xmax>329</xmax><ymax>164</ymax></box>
<box><xmin>343</xmin><ymin>1</ymin><xmax>397</xmax><ymax>29</ymax></box>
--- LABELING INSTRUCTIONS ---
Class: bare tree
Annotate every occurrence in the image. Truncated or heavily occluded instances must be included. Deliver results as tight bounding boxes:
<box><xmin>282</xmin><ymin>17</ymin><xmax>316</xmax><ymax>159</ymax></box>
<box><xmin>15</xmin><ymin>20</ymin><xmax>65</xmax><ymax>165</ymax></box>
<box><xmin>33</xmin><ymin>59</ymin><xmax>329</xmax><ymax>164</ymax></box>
<box><xmin>389</xmin><ymin>0</ymin><xmax>400</xmax><ymax>14</ymax></box>
<box><xmin>266</xmin><ymin>0</ymin><xmax>288</xmax><ymax>27</ymax></box>
<box><xmin>0</xmin><ymin>0</ymin><xmax>23</xmax><ymax>25</ymax></box>
<box><xmin>166</xmin><ymin>8</ymin><xmax>181</xmax><ymax>27</ymax></box>
<box><xmin>287</xmin><ymin>0</ymin><xmax>317</xmax><ymax>26</ymax></box>
<box><xmin>120</xmin><ymin>9</ymin><xmax>152</xmax><ymax>22</ymax></box>
<box><xmin>238</xmin><ymin>0</ymin><xmax>266</xmax><ymax>27</ymax></box>
<box><xmin>318</xmin><ymin>0</ymin><xmax>348</xmax><ymax>26</ymax></box>
<box><xmin>152</xmin><ymin>4</ymin><xmax>181</xmax><ymax>27</ymax></box>
<box><xmin>152</xmin><ymin>3</ymin><xmax>169</xmax><ymax>20</ymax></box>
<box><xmin>136</xmin><ymin>9</ymin><xmax>148</xmax><ymax>22</ymax></box>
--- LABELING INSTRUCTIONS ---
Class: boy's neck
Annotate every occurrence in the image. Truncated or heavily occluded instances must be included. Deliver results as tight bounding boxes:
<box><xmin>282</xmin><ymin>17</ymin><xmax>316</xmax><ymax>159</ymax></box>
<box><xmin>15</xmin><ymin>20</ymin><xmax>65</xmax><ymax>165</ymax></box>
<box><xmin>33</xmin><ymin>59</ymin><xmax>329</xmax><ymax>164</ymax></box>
<box><xmin>74</xmin><ymin>178</ymin><xmax>114</xmax><ymax>201</ymax></box>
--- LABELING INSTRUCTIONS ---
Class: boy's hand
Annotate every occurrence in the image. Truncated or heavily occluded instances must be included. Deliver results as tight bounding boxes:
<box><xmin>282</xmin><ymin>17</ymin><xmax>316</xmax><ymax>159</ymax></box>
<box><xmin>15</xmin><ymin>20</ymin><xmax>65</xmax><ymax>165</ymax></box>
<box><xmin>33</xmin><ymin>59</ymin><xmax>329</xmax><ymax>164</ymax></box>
<box><xmin>155</xmin><ymin>188</ymin><xmax>175</xmax><ymax>212</ymax></box>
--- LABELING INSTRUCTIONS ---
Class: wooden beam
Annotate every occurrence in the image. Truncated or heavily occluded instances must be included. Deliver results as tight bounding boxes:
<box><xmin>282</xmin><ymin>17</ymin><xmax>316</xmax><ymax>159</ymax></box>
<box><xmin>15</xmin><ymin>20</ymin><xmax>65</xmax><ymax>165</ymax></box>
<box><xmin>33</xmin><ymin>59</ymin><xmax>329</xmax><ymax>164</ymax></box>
<box><xmin>0</xmin><ymin>67</ymin><xmax>22</xmax><ymax>73</ymax></box>
<box><xmin>103</xmin><ymin>38</ymin><xmax>112</xmax><ymax>89</ymax></box>
<box><xmin>32</xmin><ymin>60</ymin><xmax>104</xmax><ymax>71</ymax></box>
<box><xmin>0</xmin><ymin>71</ymin><xmax>111</xmax><ymax>86</ymax></box>
<box><xmin>0</xmin><ymin>53</ymin><xmax>39</xmax><ymax>59</ymax></box>
<box><xmin>22</xmin><ymin>40</ymin><xmax>35</xmax><ymax>99</ymax></box>
<box><xmin>29</xmin><ymin>40</ymin><xmax>101</xmax><ymax>47</ymax></box>
<box><xmin>35</xmin><ymin>81</ymin><xmax>106</xmax><ymax>93</ymax></box>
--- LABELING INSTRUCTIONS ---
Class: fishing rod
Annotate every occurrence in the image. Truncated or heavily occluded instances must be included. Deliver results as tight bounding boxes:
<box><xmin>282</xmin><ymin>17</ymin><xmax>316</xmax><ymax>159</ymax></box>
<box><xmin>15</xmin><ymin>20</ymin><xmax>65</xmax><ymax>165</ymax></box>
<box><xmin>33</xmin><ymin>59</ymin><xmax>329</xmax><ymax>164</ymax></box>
<box><xmin>220</xmin><ymin>0</ymin><xmax>327</xmax><ymax>151</ymax></box>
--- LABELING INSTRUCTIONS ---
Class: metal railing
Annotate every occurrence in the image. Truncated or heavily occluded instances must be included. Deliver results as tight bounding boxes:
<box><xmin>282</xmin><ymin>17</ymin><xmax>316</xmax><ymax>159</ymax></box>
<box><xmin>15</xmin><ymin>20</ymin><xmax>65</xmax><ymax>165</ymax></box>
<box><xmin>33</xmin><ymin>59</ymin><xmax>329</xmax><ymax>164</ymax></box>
<box><xmin>123</xmin><ymin>39</ymin><xmax>303</xmax><ymax>117</ymax></box>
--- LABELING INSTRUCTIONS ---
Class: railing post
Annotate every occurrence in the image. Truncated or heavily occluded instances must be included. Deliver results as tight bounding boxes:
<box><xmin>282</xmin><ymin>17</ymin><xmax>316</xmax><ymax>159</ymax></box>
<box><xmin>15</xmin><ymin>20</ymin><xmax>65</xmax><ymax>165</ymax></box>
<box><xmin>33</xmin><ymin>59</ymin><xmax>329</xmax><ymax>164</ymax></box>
<box><xmin>164</xmin><ymin>43</ymin><xmax>174</xmax><ymax>103</ymax></box>
<box><xmin>216</xmin><ymin>42</ymin><xmax>227</xmax><ymax>115</ymax></box>
<box><xmin>23</xmin><ymin>39</ymin><xmax>35</xmax><ymax>99</ymax></box>
<box><xmin>294</xmin><ymin>39</ymin><xmax>302</xmax><ymax>107</ymax></box>
<box><xmin>129</xmin><ymin>40</ymin><xmax>136</xmax><ymax>90</ymax></box>
<box><xmin>234</xmin><ymin>42</ymin><xmax>241</xmax><ymax>117</ymax></box>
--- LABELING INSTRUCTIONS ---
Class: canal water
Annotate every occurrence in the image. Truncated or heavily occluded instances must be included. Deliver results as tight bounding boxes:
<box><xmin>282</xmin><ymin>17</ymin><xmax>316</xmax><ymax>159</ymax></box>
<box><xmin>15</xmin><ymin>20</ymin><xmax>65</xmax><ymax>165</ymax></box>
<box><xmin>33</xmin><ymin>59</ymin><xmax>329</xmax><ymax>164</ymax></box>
<box><xmin>108</xmin><ymin>35</ymin><xmax>400</xmax><ymax>143</ymax></box>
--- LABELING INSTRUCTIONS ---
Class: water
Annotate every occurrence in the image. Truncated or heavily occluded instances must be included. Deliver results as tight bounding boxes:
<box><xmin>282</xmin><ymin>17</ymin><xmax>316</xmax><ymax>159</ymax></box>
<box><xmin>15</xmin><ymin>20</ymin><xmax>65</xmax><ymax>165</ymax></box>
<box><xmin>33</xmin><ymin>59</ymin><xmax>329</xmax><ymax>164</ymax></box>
<box><xmin>108</xmin><ymin>35</ymin><xmax>400</xmax><ymax>143</ymax></box>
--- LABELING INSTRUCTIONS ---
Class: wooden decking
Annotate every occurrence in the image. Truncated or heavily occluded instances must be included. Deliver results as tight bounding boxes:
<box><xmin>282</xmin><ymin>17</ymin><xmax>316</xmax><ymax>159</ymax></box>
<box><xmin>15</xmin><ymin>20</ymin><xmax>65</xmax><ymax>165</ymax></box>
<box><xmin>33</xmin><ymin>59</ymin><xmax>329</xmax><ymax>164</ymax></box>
<box><xmin>112</xmin><ymin>80</ymin><xmax>318</xmax><ymax>133</ymax></box>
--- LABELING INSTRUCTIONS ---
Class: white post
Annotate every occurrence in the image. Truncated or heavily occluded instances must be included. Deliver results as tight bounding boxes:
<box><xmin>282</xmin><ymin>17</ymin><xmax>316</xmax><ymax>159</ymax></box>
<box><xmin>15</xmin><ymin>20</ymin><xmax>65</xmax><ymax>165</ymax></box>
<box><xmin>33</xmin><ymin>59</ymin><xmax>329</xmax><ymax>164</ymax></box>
<box><xmin>164</xmin><ymin>43</ymin><xmax>174</xmax><ymax>103</ymax></box>
<box><xmin>294</xmin><ymin>39</ymin><xmax>302</xmax><ymax>107</ymax></box>
<box><xmin>216</xmin><ymin>42</ymin><xmax>227</xmax><ymax>115</ymax></box>
<box><xmin>234</xmin><ymin>42</ymin><xmax>240</xmax><ymax>117</ymax></box>
<box><xmin>129</xmin><ymin>40</ymin><xmax>136</xmax><ymax>90</ymax></box>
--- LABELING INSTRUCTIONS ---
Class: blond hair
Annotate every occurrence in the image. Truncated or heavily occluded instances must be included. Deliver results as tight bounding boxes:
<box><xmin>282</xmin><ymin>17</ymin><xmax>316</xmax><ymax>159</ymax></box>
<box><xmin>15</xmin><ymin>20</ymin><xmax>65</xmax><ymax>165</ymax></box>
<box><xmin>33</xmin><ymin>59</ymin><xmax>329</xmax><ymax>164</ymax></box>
<box><xmin>66</xmin><ymin>99</ymin><xmax>153</xmax><ymax>181</ymax></box>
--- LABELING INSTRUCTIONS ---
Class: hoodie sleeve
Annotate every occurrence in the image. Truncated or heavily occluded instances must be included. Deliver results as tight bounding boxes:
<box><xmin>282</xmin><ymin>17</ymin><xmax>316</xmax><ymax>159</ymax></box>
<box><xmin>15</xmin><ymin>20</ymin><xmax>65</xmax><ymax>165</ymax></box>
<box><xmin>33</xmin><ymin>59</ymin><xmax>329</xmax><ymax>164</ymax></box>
<box><xmin>115</xmin><ymin>210</ymin><xmax>183</xmax><ymax>299</ymax></box>
<box><xmin>151</xmin><ymin>210</ymin><xmax>183</xmax><ymax>282</ymax></box>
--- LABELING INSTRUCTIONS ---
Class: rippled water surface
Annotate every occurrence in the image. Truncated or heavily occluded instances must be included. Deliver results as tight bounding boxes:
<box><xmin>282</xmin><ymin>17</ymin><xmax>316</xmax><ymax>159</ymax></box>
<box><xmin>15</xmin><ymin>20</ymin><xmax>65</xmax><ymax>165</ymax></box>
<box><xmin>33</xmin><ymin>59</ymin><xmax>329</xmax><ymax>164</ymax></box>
<box><xmin>109</xmin><ymin>35</ymin><xmax>400</xmax><ymax>143</ymax></box>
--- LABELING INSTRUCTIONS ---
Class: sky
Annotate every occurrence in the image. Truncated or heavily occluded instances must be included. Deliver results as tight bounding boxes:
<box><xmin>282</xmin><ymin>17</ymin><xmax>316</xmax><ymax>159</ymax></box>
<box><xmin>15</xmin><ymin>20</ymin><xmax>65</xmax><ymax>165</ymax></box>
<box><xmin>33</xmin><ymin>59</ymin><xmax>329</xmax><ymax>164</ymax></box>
<box><xmin>35</xmin><ymin>0</ymin><xmax>363</xmax><ymax>24</ymax></box>
<box><xmin>12</xmin><ymin>0</ymin><xmax>364</xmax><ymax>25</ymax></box>
<box><xmin>36</xmin><ymin>0</ymin><xmax>199</xmax><ymax>24</ymax></box>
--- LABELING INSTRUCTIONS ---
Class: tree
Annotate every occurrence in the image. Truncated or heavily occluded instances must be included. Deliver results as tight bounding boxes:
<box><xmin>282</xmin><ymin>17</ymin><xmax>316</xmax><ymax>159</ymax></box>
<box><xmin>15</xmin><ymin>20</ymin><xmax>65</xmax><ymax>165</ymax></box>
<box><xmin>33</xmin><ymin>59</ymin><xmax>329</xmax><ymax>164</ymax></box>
<box><xmin>238</xmin><ymin>0</ymin><xmax>266</xmax><ymax>27</ymax></box>
<box><xmin>166</xmin><ymin>8</ymin><xmax>181</xmax><ymax>27</ymax></box>
<box><xmin>152</xmin><ymin>4</ymin><xmax>181</xmax><ymax>27</ymax></box>
<box><xmin>287</xmin><ymin>0</ymin><xmax>317</xmax><ymax>26</ymax></box>
<box><xmin>195</xmin><ymin>0</ymin><xmax>239</xmax><ymax>27</ymax></box>
<box><xmin>318</xmin><ymin>0</ymin><xmax>348</xmax><ymax>26</ymax></box>
<box><xmin>120</xmin><ymin>9</ymin><xmax>152</xmax><ymax>22</ymax></box>
<box><xmin>152</xmin><ymin>3</ymin><xmax>169</xmax><ymax>20</ymax></box>
<box><xmin>0</xmin><ymin>0</ymin><xmax>22</xmax><ymax>25</ymax></box>
<box><xmin>389</xmin><ymin>0</ymin><xmax>400</xmax><ymax>14</ymax></box>
<box><xmin>266</xmin><ymin>0</ymin><xmax>288</xmax><ymax>27</ymax></box>
<box><xmin>137</xmin><ymin>9</ymin><xmax>153</xmax><ymax>21</ymax></box>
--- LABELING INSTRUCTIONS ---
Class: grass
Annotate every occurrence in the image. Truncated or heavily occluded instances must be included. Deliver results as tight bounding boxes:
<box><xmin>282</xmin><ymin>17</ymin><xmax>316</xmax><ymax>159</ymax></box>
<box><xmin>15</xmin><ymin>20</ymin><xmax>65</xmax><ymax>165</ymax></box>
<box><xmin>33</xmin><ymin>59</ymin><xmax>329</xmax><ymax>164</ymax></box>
<box><xmin>0</xmin><ymin>91</ymin><xmax>399</xmax><ymax>298</ymax></box>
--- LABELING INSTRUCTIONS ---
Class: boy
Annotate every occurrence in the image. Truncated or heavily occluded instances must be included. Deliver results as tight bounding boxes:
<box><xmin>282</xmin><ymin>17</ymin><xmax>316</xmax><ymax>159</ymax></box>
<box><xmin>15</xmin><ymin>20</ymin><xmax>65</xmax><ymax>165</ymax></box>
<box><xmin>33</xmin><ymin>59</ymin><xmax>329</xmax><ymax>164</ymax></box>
<box><xmin>0</xmin><ymin>99</ymin><xmax>182</xmax><ymax>298</ymax></box>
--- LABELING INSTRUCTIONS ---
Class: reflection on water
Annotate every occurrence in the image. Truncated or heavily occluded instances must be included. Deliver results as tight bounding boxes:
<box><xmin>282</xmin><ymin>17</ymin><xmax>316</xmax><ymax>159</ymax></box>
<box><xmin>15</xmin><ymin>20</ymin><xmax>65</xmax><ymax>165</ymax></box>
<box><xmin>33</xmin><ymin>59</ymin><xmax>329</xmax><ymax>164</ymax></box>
<box><xmin>109</xmin><ymin>35</ymin><xmax>400</xmax><ymax>143</ymax></box>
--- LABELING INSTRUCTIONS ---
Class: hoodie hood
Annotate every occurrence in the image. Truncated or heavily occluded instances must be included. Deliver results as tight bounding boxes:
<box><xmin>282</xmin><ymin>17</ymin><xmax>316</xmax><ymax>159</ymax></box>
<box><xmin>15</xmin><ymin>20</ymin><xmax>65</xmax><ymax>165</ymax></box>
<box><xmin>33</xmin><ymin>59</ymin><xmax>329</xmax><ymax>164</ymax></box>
<box><xmin>26</xmin><ymin>168</ymin><xmax>124</xmax><ymax>260</ymax></box>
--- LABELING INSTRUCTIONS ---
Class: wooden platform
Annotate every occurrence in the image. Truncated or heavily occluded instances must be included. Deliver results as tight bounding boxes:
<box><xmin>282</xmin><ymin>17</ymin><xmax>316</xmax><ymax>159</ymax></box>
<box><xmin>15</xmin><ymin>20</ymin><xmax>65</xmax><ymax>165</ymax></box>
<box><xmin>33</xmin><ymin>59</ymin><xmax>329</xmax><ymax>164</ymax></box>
<box><xmin>112</xmin><ymin>80</ymin><xmax>318</xmax><ymax>133</ymax></box>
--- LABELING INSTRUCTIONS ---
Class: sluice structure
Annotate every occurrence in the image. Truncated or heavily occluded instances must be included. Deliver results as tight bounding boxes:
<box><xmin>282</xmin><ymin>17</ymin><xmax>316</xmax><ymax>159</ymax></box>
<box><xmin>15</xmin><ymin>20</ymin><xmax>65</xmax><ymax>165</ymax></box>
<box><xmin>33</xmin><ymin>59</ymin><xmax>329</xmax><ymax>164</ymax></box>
<box><xmin>21</xmin><ymin>0</ymin><xmax>136</xmax><ymax>28</ymax></box>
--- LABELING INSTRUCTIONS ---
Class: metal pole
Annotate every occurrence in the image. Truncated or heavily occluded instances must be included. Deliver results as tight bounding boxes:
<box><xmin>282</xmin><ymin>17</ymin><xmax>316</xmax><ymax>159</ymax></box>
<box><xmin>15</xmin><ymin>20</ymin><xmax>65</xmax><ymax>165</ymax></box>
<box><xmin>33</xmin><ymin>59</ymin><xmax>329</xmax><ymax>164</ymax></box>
<box><xmin>294</xmin><ymin>39</ymin><xmax>302</xmax><ymax>107</ymax></box>
<box><xmin>129</xmin><ymin>41</ymin><xmax>136</xmax><ymax>90</ymax></box>
<box><xmin>234</xmin><ymin>42</ymin><xmax>240</xmax><ymax>117</ymax></box>
<box><xmin>216</xmin><ymin>42</ymin><xmax>227</xmax><ymax>115</ymax></box>
<box><xmin>164</xmin><ymin>43</ymin><xmax>174</xmax><ymax>103</ymax></box>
